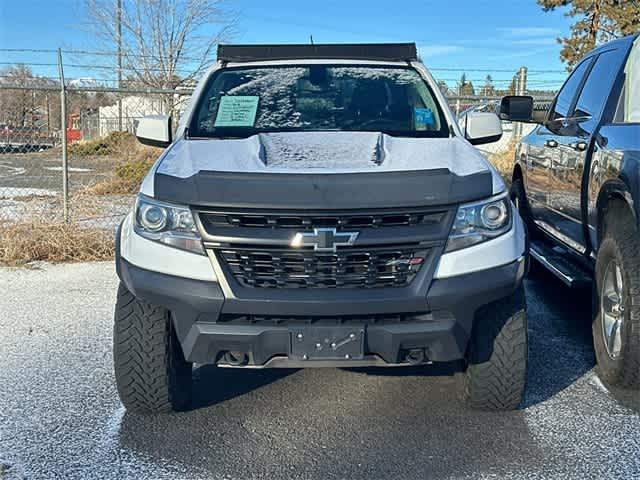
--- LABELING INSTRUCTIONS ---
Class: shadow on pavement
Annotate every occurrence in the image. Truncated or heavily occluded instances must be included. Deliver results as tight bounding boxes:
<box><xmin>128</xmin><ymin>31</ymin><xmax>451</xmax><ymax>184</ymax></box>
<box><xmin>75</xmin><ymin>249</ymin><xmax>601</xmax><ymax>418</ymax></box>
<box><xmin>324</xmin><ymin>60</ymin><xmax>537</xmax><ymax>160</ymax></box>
<box><xmin>116</xmin><ymin>366</ymin><xmax>543</xmax><ymax>479</ymax></box>
<box><xmin>341</xmin><ymin>263</ymin><xmax>617</xmax><ymax>409</ymax></box>
<box><xmin>523</xmin><ymin>265</ymin><xmax>595</xmax><ymax>407</ymax></box>
<box><xmin>189</xmin><ymin>365</ymin><xmax>296</xmax><ymax>410</ymax></box>
<box><xmin>112</xmin><ymin>263</ymin><xmax>635</xmax><ymax>478</ymax></box>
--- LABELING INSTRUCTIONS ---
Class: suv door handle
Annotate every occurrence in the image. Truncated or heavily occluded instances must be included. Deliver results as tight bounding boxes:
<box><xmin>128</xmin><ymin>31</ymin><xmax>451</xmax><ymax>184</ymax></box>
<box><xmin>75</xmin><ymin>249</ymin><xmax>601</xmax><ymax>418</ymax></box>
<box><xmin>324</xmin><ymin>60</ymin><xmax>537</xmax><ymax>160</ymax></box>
<box><xmin>570</xmin><ymin>141</ymin><xmax>588</xmax><ymax>152</ymax></box>
<box><xmin>545</xmin><ymin>139</ymin><xmax>558</xmax><ymax>148</ymax></box>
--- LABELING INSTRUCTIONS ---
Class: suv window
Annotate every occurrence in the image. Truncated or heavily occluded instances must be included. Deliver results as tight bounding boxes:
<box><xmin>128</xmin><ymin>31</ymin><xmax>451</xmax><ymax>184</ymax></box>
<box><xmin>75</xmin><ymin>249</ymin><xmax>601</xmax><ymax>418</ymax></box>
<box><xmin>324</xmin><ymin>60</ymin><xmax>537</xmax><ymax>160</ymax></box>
<box><xmin>189</xmin><ymin>65</ymin><xmax>448</xmax><ymax>138</ymax></box>
<box><xmin>551</xmin><ymin>58</ymin><xmax>592</xmax><ymax>121</ymax></box>
<box><xmin>574</xmin><ymin>48</ymin><xmax>626</xmax><ymax>132</ymax></box>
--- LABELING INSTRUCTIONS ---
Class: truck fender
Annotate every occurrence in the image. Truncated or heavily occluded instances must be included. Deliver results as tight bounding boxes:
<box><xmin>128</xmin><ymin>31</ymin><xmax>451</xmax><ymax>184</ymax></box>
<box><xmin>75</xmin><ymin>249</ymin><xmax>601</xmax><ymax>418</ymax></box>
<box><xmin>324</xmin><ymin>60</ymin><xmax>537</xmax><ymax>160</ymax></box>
<box><xmin>595</xmin><ymin>179</ymin><xmax>636</xmax><ymax>245</ymax></box>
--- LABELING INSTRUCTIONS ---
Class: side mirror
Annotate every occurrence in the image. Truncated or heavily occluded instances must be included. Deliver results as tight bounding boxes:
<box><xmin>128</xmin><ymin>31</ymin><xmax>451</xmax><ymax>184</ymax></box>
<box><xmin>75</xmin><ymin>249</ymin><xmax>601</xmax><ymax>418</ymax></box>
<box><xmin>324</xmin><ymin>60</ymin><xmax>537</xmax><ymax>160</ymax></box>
<box><xmin>499</xmin><ymin>96</ymin><xmax>534</xmax><ymax>122</ymax></box>
<box><xmin>134</xmin><ymin>115</ymin><xmax>172</xmax><ymax>148</ymax></box>
<box><xmin>460</xmin><ymin>112</ymin><xmax>503</xmax><ymax>145</ymax></box>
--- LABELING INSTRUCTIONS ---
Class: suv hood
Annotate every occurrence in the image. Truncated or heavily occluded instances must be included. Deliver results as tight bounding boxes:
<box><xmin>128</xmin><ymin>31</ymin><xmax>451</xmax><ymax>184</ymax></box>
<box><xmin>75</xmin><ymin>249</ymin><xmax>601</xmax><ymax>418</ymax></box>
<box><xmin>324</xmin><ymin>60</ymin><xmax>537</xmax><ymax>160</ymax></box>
<box><xmin>150</xmin><ymin>132</ymin><xmax>503</xmax><ymax>209</ymax></box>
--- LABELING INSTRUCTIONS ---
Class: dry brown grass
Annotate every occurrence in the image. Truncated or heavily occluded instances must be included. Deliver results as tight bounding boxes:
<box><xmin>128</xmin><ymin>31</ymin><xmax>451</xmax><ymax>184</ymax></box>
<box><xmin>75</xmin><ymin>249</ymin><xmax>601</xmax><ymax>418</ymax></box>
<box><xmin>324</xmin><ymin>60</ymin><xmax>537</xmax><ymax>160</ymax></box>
<box><xmin>68</xmin><ymin>131</ymin><xmax>137</xmax><ymax>157</ymax></box>
<box><xmin>488</xmin><ymin>141</ymin><xmax>517</xmax><ymax>180</ymax></box>
<box><xmin>78</xmin><ymin>135</ymin><xmax>161</xmax><ymax>196</ymax></box>
<box><xmin>0</xmin><ymin>220</ymin><xmax>114</xmax><ymax>266</ymax></box>
<box><xmin>80</xmin><ymin>177</ymin><xmax>140</xmax><ymax>195</ymax></box>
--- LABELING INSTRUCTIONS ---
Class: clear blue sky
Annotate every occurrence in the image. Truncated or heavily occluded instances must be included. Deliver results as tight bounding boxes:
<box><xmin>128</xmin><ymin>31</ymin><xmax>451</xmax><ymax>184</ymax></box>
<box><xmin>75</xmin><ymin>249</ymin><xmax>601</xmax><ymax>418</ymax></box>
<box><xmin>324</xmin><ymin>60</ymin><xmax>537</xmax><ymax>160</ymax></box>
<box><xmin>0</xmin><ymin>0</ymin><xmax>573</xmax><ymax>90</ymax></box>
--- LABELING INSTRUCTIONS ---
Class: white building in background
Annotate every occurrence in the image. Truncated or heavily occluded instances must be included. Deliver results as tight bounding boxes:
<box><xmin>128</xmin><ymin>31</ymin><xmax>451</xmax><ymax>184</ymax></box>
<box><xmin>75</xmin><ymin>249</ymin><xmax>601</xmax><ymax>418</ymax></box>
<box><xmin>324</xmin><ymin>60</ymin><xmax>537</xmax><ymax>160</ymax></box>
<box><xmin>96</xmin><ymin>81</ymin><xmax>196</xmax><ymax>137</ymax></box>
<box><xmin>98</xmin><ymin>96</ymin><xmax>166</xmax><ymax>137</ymax></box>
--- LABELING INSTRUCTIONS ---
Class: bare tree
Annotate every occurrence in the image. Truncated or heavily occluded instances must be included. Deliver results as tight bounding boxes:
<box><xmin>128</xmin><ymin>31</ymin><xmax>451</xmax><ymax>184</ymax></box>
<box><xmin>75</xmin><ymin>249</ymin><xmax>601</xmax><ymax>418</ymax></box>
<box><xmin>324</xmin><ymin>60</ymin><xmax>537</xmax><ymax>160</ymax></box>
<box><xmin>84</xmin><ymin>0</ymin><xmax>237</xmax><ymax>112</ymax></box>
<box><xmin>0</xmin><ymin>65</ymin><xmax>61</xmax><ymax>131</ymax></box>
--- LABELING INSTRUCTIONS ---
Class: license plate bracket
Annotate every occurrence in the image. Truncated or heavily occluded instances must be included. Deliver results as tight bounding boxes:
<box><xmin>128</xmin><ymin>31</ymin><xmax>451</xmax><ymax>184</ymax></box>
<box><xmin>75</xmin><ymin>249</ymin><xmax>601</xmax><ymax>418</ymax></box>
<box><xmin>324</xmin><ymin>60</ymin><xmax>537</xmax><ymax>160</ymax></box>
<box><xmin>290</xmin><ymin>326</ymin><xmax>365</xmax><ymax>360</ymax></box>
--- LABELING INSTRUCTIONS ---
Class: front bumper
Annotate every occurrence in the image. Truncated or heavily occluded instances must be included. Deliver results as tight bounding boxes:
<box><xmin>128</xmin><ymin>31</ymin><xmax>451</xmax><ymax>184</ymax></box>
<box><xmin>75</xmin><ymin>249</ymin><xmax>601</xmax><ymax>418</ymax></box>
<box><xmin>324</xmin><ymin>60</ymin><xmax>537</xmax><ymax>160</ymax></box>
<box><xmin>116</xmin><ymin>249</ymin><xmax>526</xmax><ymax>366</ymax></box>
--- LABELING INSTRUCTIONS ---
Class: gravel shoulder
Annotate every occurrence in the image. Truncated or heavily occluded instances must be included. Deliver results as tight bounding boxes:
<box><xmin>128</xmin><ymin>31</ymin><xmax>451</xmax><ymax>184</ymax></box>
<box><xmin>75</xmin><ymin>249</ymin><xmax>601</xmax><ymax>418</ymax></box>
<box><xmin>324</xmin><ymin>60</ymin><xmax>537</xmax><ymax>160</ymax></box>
<box><xmin>0</xmin><ymin>262</ymin><xmax>638</xmax><ymax>480</ymax></box>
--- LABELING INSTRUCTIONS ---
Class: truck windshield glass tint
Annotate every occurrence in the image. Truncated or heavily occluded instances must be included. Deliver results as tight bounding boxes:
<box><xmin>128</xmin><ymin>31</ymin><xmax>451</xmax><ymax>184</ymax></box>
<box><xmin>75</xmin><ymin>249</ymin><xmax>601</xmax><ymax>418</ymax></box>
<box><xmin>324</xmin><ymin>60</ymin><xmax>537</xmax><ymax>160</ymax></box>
<box><xmin>190</xmin><ymin>66</ymin><xmax>448</xmax><ymax>137</ymax></box>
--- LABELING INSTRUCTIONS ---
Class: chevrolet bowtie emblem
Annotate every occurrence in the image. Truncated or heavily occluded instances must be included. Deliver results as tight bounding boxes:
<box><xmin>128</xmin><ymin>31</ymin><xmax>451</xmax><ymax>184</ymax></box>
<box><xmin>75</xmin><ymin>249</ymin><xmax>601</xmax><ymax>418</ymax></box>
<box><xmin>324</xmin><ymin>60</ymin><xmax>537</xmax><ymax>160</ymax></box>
<box><xmin>290</xmin><ymin>228</ymin><xmax>359</xmax><ymax>252</ymax></box>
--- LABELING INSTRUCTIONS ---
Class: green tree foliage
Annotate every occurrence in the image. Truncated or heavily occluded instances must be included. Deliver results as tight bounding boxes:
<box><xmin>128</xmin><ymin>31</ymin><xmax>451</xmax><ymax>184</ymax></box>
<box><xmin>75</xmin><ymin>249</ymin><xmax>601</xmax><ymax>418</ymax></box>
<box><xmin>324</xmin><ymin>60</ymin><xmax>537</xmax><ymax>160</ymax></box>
<box><xmin>538</xmin><ymin>0</ymin><xmax>640</xmax><ymax>69</ymax></box>
<box><xmin>457</xmin><ymin>73</ymin><xmax>475</xmax><ymax>96</ymax></box>
<box><xmin>437</xmin><ymin>80</ymin><xmax>450</xmax><ymax>95</ymax></box>
<box><xmin>482</xmin><ymin>74</ymin><xmax>495</xmax><ymax>96</ymax></box>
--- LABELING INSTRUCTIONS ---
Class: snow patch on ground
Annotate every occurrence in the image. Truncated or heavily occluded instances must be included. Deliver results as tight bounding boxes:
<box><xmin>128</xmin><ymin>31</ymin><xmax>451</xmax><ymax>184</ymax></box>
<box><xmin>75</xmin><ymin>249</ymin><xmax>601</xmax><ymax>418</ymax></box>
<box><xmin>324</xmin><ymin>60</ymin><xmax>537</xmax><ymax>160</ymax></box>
<box><xmin>44</xmin><ymin>166</ymin><xmax>93</xmax><ymax>173</ymax></box>
<box><xmin>0</xmin><ymin>161</ymin><xmax>26</xmax><ymax>178</ymax></box>
<box><xmin>0</xmin><ymin>187</ymin><xmax>57</xmax><ymax>198</ymax></box>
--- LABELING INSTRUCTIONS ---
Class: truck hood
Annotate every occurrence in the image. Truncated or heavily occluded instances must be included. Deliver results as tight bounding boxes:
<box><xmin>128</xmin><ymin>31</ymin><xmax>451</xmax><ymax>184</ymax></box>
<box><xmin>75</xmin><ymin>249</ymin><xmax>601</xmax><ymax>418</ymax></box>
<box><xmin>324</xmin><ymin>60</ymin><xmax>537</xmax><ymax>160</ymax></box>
<box><xmin>149</xmin><ymin>132</ymin><xmax>504</xmax><ymax>209</ymax></box>
<box><xmin>158</xmin><ymin>131</ymin><xmax>496</xmax><ymax>181</ymax></box>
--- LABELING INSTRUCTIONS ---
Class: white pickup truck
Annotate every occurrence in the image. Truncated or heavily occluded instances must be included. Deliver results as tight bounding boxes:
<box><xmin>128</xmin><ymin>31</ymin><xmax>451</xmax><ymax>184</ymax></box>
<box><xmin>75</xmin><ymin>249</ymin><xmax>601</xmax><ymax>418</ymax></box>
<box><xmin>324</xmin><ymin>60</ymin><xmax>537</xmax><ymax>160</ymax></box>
<box><xmin>113</xmin><ymin>43</ymin><xmax>527</xmax><ymax>413</ymax></box>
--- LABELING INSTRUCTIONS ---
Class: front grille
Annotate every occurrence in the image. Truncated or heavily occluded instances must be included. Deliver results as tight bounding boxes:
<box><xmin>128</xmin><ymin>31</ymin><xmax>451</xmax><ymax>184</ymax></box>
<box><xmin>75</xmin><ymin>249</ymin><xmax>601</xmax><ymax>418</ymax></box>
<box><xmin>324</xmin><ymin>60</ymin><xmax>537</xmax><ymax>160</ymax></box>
<box><xmin>218</xmin><ymin>246</ymin><xmax>428</xmax><ymax>289</ymax></box>
<box><xmin>199</xmin><ymin>209</ymin><xmax>446</xmax><ymax>231</ymax></box>
<box><xmin>218</xmin><ymin>313</ymin><xmax>436</xmax><ymax>325</ymax></box>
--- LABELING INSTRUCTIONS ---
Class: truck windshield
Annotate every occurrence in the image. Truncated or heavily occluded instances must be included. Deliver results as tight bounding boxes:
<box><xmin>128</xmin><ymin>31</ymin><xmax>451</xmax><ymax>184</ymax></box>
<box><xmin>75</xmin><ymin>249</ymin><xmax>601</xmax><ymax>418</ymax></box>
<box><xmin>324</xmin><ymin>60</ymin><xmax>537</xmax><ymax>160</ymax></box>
<box><xmin>189</xmin><ymin>65</ymin><xmax>449</xmax><ymax>138</ymax></box>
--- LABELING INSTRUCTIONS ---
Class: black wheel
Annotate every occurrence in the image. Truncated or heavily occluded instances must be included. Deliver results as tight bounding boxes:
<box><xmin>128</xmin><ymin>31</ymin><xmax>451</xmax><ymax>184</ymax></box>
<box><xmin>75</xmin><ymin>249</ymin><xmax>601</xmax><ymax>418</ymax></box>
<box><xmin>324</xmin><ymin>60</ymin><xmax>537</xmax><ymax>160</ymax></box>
<box><xmin>113</xmin><ymin>283</ymin><xmax>193</xmax><ymax>413</ymax></box>
<box><xmin>510</xmin><ymin>178</ymin><xmax>534</xmax><ymax>274</ymax></box>
<box><xmin>593</xmin><ymin>203</ymin><xmax>640</xmax><ymax>387</ymax></box>
<box><xmin>463</xmin><ymin>286</ymin><xmax>528</xmax><ymax>410</ymax></box>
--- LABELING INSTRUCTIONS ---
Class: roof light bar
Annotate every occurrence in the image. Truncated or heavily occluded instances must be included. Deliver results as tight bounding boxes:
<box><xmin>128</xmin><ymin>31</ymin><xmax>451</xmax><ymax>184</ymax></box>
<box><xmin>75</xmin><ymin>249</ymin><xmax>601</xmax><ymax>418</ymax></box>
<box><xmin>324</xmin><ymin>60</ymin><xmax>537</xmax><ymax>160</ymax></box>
<box><xmin>217</xmin><ymin>43</ymin><xmax>418</xmax><ymax>63</ymax></box>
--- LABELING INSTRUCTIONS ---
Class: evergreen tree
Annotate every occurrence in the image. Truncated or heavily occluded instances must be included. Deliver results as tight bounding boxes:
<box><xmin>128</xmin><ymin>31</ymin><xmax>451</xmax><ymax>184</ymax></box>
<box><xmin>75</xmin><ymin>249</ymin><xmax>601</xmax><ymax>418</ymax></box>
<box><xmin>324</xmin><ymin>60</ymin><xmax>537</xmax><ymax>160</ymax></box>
<box><xmin>457</xmin><ymin>73</ymin><xmax>476</xmax><ymax>96</ymax></box>
<box><xmin>482</xmin><ymin>75</ymin><xmax>495</xmax><ymax>96</ymax></box>
<box><xmin>538</xmin><ymin>0</ymin><xmax>640</xmax><ymax>69</ymax></box>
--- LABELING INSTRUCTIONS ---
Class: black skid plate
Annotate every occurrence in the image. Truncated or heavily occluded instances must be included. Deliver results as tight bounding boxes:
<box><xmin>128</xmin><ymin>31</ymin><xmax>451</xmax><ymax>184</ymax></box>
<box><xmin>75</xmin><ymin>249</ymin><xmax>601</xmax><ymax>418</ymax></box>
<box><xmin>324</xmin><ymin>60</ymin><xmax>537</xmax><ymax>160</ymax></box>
<box><xmin>290</xmin><ymin>326</ymin><xmax>365</xmax><ymax>361</ymax></box>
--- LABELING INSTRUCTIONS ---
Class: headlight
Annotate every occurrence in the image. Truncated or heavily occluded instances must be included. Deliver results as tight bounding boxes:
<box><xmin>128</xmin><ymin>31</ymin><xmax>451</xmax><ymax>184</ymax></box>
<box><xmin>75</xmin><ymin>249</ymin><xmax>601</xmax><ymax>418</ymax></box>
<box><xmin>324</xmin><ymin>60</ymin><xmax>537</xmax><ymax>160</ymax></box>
<box><xmin>445</xmin><ymin>193</ymin><xmax>512</xmax><ymax>252</ymax></box>
<box><xmin>134</xmin><ymin>195</ymin><xmax>205</xmax><ymax>255</ymax></box>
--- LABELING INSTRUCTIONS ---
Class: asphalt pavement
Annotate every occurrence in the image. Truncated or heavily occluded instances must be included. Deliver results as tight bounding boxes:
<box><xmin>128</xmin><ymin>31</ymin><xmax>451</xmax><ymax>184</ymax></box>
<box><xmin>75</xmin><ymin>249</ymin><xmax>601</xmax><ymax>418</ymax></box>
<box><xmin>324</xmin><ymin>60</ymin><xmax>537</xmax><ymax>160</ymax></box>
<box><xmin>0</xmin><ymin>262</ymin><xmax>638</xmax><ymax>480</ymax></box>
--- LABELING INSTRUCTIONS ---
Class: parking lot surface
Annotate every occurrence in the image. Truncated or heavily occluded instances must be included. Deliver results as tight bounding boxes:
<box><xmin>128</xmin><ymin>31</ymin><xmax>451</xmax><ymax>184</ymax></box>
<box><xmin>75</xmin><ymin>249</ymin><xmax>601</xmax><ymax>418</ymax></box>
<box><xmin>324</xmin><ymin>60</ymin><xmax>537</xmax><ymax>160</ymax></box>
<box><xmin>1</xmin><ymin>262</ymin><xmax>638</xmax><ymax>480</ymax></box>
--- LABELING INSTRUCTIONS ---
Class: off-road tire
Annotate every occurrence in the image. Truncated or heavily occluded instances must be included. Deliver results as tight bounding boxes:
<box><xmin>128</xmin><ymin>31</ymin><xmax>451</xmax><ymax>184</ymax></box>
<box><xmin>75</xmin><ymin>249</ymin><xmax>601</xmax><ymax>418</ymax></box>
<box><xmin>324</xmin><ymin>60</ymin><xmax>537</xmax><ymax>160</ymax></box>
<box><xmin>463</xmin><ymin>286</ymin><xmax>528</xmax><ymax>410</ymax></box>
<box><xmin>593</xmin><ymin>204</ymin><xmax>640</xmax><ymax>387</ymax></box>
<box><xmin>113</xmin><ymin>283</ymin><xmax>193</xmax><ymax>413</ymax></box>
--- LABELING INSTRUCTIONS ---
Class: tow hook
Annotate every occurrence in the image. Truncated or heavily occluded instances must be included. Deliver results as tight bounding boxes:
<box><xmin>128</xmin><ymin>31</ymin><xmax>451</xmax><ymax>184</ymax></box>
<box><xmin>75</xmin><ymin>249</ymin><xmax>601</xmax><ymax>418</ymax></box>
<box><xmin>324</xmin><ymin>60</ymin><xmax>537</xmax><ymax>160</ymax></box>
<box><xmin>405</xmin><ymin>348</ymin><xmax>426</xmax><ymax>365</ymax></box>
<box><xmin>222</xmin><ymin>351</ymin><xmax>249</xmax><ymax>366</ymax></box>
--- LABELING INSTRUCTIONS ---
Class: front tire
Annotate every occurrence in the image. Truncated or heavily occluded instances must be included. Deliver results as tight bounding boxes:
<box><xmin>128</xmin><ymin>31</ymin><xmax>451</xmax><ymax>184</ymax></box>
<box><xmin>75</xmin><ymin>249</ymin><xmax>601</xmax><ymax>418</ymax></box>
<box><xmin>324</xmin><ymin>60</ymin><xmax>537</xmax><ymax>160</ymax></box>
<box><xmin>593</xmin><ymin>205</ymin><xmax>640</xmax><ymax>387</ymax></box>
<box><xmin>113</xmin><ymin>283</ymin><xmax>193</xmax><ymax>413</ymax></box>
<box><xmin>463</xmin><ymin>286</ymin><xmax>528</xmax><ymax>410</ymax></box>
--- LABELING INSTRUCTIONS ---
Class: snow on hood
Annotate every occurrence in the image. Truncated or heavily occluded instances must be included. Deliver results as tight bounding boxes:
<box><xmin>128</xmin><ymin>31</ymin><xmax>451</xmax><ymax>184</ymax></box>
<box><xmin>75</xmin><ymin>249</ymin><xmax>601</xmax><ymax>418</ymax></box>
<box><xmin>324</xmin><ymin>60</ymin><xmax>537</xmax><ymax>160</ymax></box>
<box><xmin>155</xmin><ymin>131</ymin><xmax>504</xmax><ymax>193</ymax></box>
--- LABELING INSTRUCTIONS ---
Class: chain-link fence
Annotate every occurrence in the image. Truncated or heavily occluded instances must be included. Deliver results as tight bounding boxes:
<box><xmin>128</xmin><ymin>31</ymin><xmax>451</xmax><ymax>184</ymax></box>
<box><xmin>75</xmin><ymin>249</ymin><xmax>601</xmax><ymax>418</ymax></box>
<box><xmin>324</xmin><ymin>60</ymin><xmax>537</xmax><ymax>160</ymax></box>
<box><xmin>0</xmin><ymin>85</ymin><xmax>191</xmax><ymax>235</ymax></box>
<box><xmin>0</xmin><ymin>57</ymin><xmax>558</xmax><ymax>247</ymax></box>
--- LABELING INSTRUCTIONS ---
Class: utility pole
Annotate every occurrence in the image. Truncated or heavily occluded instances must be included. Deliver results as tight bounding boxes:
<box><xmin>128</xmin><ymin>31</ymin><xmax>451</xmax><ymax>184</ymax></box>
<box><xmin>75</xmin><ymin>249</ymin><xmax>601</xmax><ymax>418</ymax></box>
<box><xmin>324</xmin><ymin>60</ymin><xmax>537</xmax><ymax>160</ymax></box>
<box><xmin>116</xmin><ymin>0</ymin><xmax>123</xmax><ymax>132</ymax></box>
<box><xmin>57</xmin><ymin>48</ymin><xmax>69</xmax><ymax>222</ymax></box>
<box><xmin>514</xmin><ymin>66</ymin><xmax>528</xmax><ymax>139</ymax></box>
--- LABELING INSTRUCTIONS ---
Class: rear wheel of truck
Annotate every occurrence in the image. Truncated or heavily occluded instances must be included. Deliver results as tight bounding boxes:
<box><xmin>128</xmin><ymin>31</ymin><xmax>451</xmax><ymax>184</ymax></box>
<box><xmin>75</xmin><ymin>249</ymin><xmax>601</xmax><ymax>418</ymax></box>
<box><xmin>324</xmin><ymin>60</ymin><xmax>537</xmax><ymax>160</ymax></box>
<box><xmin>113</xmin><ymin>283</ymin><xmax>193</xmax><ymax>413</ymax></box>
<box><xmin>593</xmin><ymin>203</ymin><xmax>640</xmax><ymax>388</ymax></box>
<box><xmin>463</xmin><ymin>286</ymin><xmax>528</xmax><ymax>410</ymax></box>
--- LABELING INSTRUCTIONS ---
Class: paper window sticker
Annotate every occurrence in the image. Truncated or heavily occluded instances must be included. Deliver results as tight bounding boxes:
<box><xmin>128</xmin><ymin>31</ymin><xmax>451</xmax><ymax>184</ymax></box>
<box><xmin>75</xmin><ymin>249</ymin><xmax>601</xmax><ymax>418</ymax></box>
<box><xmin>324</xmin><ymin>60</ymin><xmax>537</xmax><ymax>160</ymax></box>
<box><xmin>214</xmin><ymin>96</ymin><xmax>260</xmax><ymax>127</ymax></box>
<box><xmin>414</xmin><ymin>107</ymin><xmax>434</xmax><ymax>129</ymax></box>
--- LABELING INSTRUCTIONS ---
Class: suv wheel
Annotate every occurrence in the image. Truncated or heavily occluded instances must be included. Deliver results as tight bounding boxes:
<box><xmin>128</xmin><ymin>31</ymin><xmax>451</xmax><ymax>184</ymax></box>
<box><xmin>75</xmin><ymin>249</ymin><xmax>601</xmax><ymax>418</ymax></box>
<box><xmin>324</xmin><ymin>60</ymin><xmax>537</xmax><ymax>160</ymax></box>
<box><xmin>113</xmin><ymin>283</ymin><xmax>193</xmax><ymax>413</ymax></box>
<box><xmin>463</xmin><ymin>286</ymin><xmax>528</xmax><ymax>410</ymax></box>
<box><xmin>594</xmin><ymin>205</ymin><xmax>640</xmax><ymax>387</ymax></box>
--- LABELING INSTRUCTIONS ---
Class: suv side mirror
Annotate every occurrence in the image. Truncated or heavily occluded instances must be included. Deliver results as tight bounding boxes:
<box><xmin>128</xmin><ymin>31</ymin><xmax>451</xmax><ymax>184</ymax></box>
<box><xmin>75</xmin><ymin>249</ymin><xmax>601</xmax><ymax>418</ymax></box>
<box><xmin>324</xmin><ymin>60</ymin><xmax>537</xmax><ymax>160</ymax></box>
<box><xmin>134</xmin><ymin>115</ymin><xmax>172</xmax><ymax>148</ymax></box>
<box><xmin>460</xmin><ymin>112</ymin><xmax>503</xmax><ymax>145</ymax></box>
<box><xmin>499</xmin><ymin>96</ymin><xmax>534</xmax><ymax>122</ymax></box>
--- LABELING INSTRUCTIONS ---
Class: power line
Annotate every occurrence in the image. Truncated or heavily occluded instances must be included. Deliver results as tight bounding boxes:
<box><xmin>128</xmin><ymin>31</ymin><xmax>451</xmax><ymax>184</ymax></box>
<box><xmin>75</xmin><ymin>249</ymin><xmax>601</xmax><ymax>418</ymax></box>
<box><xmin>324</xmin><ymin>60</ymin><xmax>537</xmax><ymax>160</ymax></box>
<box><xmin>0</xmin><ymin>48</ymin><xmax>568</xmax><ymax>74</ymax></box>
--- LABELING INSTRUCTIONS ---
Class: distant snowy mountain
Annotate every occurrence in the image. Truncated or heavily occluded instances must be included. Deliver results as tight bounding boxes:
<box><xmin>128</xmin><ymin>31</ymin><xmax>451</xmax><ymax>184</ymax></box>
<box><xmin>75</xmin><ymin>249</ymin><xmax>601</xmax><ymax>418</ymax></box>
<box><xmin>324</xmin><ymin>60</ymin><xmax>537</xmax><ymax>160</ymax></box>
<box><xmin>67</xmin><ymin>78</ymin><xmax>103</xmax><ymax>88</ymax></box>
